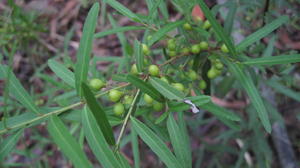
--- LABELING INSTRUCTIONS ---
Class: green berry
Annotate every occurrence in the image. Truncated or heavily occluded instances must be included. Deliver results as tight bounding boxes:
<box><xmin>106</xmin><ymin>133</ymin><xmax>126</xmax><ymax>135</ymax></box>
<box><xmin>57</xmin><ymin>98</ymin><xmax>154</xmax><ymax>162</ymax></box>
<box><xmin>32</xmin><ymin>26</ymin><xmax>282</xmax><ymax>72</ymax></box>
<box><xmin>142</xmin><ymin>44</ymin><xmax>151</xmax><ymax>55</ymax></box>
<box><xmin>167</xmin><ymin>39</ymin><xmax>175</xmax><ymax>45</ymax></box>
<box><xmin>153</xmin><ymin>101</ymin><xmax>164</xmax><ymax>111</ymax></box>
<box><xmin>123</xmin><ymin>95</ymin><xmax>133</xmax><ymax>105</ymax></box>
<box><xmin>172</xmin><ymin>83</ymin><xmax>185</xmax><ymax>92</ymax></box>
<box><xmin>191</xmin><ymin>45</ymin><xmax>201</xmax><ymax>54</ymax></box>
<box><xmin>199</xmin><ymin>41</ymin><xmax>209</xmax><ymax>50</ymax></box>
<box><xmin>199</xmin><ymin>80</ymin><xmax>207</xmax><ymax>90</ymax></box>
<box><xmin>203</xmin><ymin>20</ymin><xmax>211</xmax><ymax>30</ymax></box>
<box><xmin>130</xmin><ymin>64</ymin><xmax>138</xmax><ymax>75</ymax></box>
<box><xmin>160</xmin><ymin>76</ymin><xmax>169</xmax><ymax>84</ymax></box>
<box><xmin>109</xmin><ymin>90</ymin><xmax>123</xmax><ymax>102</ymax></box>
<box><xmin>180</xmin><ymin>47</ymin><xmax>190</xmax><ymax>55</ymax></box>
<box><xmin>183</xmin><ymin>23</ymin><xmax>192</xmax><ymax>30</ymax></box>
<box><xmin>168</xmin><ymin>50</ymin><xmax>177</xmax><ymax>57</ymax></box>
<box><xmin>221</xmin><ymin>44</ymin><xmax>229</xmax><ymax>53</ymax></box>
<box><xmin>188</xmin><ymin>70</ymin><xmax>198</xmax><ymax>81</ymax></box>
<box><xmin>207</xmin><ymin>68</ymin><xmax>219</xmax><ymax>79</ymax></box>
<box><xmin>89</xmin><ymin>78</ymin><xmax>105</xmax><ymax>91</ymax></box>
<box><xmin>148</xmin><ymin>64</ymin><xmax>160</xmax><ymax>76</ymax></box>
<box><xmin>214</xmin><ymin>62</ymin><xmax>224</xmax><ymax>70</ymax></box>
<box><xmin>144</xmin><ymin>94</ymin><xmax>154</xmax><ymax>104</ymax></box>
<box><xmin>147</xmin><ymin>35</ymin><xmax>152</xmax><ymax>41</ymax></box>
<box><xmin>188</xmin><ymin>60</ymin><xmax>194</xmax><ymax>66</ymax></box>
<box><xmin>167</xmin><ymin>42</ymin><xmax>176</xmax><ymax>51</ymax></box>
<box><xmin>114</xmin><ymin>103</ymin><xmax>125</xmax><ymax>116</ymax></box>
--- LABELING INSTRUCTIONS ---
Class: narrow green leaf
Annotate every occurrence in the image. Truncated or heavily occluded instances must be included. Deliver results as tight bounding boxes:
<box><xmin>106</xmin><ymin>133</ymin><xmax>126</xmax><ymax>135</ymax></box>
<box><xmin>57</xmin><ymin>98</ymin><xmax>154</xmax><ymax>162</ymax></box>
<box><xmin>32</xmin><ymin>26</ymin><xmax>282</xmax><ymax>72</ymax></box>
<box><xmin>242</xmin><ymin>54</ymin><xmax>300</xmax><ymax>66</ymax></box>
<box><xmin>168</xmin><ymin>95</ymin><xmax>211</xmax><ymax>112</ymax></box>
<box><xmin>167</xmin><ymin>114</ymin><xmax>192</xmax><ymax>168</ymax></box>
<box><xmin>82</xmin><ymin>106</ymin><xmax>123</xmax><ymax>168</ymax></box>
<box><xmin>236</xmin><ymin>16</ymin><xmax>289</xmax><ymax>52</ymax></box>
<box><xmin>126</xmin><ymin>75</ymin><xmax>163</xmax><ymax>101</ymax></box>
<box><xmin>47</xmin><ymin>115</ymin><xmax>92</xmax><ymax>168</ymax></box>
<box><xmin>104</xmin><ymin>0</ymin><xmax>141</xmax><ymax>22</ymax></box>
<box><xmin>0</xmin><ymin>65</ymin><xmax>40</xmax><ymax>115</ymax></box>
<box><xmin>75</xmin><ymin>3</ymin><xmax>99</xmax><ymax>97</ymax></box>
<box><xmin>131</xmin><ymin>128</ymin><xmax>140</xmax><ymax>168</ymax></box>
<box><xmin>228</xmin><ymin>63</ymin><xmax>271</xmax><ymax>132</ymax></box>
<box><xmin>0</xmin><ymin>129</ymin><xmax>23</xmax><ymax>160</ymax></box>
<box><xmin>131</xmin><ymin>117</ymin><xmax>183</xmax><ymax>168</ymax></box>
<box><xmin>197</xmin><ymin>0</ymin><xmax>237</xmax><ymax>58</ymax></box>
<box><xmin>115</xmin><ymin>152</ymin><xmax>131</xmax><ymax>168</ymax></box>
<box><xmin>94</xmin><ymin>26</ymin><xmax>146</xmax><ymax>38</ymax></box>
<box><xmin>201</xmin><ymin>102</ymin><xmax>241</xmax><ymax>122</ymax></box>
<box><xmin>266</xmin><ymin>79</ymin><xmax>300</xmax><ymax>102</ymax></box>
<box><xmin>134</xmin><ymin>40</ymin><xmax>143</xmax><ymax>72</ymax></box>
<box><xmin>112</xmin><ymin>74</ymin><xmax>128</xmax><ymax>82</ymax></box>
<box><xmin>48</xmin><ymin>59</ymin><xmax>75</xmax><ymax>88</ymax></box>
<box><xmin>224</xmin><ymin>1</ymin><xmax>237</xmax><ymax>35</ymax></box>
<box><xmin>148</xmin><ymin>20</ymin><xmax>185</xmax><ymax>46</ymax></box>
<box><xmin>177</xmin><ymin>112</ymin><xmax>192</xmax><ymax>166</ymax></box>
<box><xmin>81</xmin><ymin>83</ymin><xmax>115</xmax><ymax>145</ymax></box>
<box><xmin>149</xmin><ymin>77</ymin><xmax>184</xmax><ymax>101</ymax></box>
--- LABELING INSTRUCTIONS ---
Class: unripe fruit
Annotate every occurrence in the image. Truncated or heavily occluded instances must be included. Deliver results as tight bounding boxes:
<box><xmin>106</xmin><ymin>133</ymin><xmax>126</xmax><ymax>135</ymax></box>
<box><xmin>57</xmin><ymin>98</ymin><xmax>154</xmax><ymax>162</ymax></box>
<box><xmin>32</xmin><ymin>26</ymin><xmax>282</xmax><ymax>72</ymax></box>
<box><xmin>168</xmin><ymin>50</ymin><xmax>177</xmax><ymax>57</ymax></box>
<box><xmin>199</xmin><ymin>41</ymin><xmax>209</xmax><ymax>50</ymax></box>
<box><xmin>207</xmin><ymin>68</ymin><xmax>219</xmax><ymax>79</ymax></box>
<box><xmin>172</xmin><ymin>83</ymin><xmax>185</xmax><ymax>92</ymax></box>
<box><xmin>183</xmin><ymin>23</ymin><xmax>192</xmax><ymax>30</ymax></box>
<box><xmin>114</xmin><ymin>103</ymin><xmax>125</xmax><ymax>116</ymax></box>
<box><xmin>221</xmin><ymin>44</ymin><xmax>229</xmax><ymax>53</ymax></box>
<box><xmin>215</xmin><ymin>62</ymin><xmax>224</xmax><ymax>70</ymax></box>
<box><xmin>167</xmin><ymin>42</ymin><xmax>176</xmax><ymax>51</ymax></box>
<box><xmin>147</xmin><ymin>35</ymin><xmax>152</xmax><ymax>41</ymax></box>
<box><xmin>148</xmin><ymin>64</ymin><xmax>160</xmax><ymax>76</ymax></box>
<box><xmin>89</xmin><ymin>78</ymin><xmax>105</xmax><ymax>91</ymax></box>
<box><xmin>203</xmin><ymin>20</ymin><xmax>211</xmax><ymax>29</ymax></box>
<box><xmin>144</xmin><ymin>94</ymin><xmax>154</xmax><ymax>104</ymax></box>
<box><xmin>199</xmin><ymin>80</ymin><xmax>207</xmax><ymax>90</ymax></box>
<box><xmin>167</xmin><ymin>39</ymin><xmax>175</xmax><ymax>45</ymax></box>
<box><xmin>142</xmin><ymin>44</ymin><xmax>151</xmax><ymax>55</ymax></box>
<box><xmin>160</xmin><ymin>76</ymin><xmax>169</xmax><ymax>84</ymax></box>
<box><xmin>191</xmin><ymin>45</ymin><xmax>201</xmax><ymax>54</ymax></box>
<box><xmin>188</xmin><ymin>70</ymin><xmax>198</xmax><ymax>81</ymax></box>
<box><xmin>153</xmin><ymin>101</ymin><xmax>164</xmax><ymax>111</ymax></box>
<box><xmin>123</xmin><ymin>95</ymin><xmax>133</xmax><ymax>105</ymax></box>
<box><xmin>180</xmin><ymin>47</ymin><xmax>190</xmax><ymax>55</ymax></box>
<box><xmin>109</xmin><ymin>90</ymin><xmax>123</xmax><ymax>102</ymax></box>
<box><xmin>130</xmin><ymin>64</ymin><xmax>138</xmax><ymax>75</ymax></box>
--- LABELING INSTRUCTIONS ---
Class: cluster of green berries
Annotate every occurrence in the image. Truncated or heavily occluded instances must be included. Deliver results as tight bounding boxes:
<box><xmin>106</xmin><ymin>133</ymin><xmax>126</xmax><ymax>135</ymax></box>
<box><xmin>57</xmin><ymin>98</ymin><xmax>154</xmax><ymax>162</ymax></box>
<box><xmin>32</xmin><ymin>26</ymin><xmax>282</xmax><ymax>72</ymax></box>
<box><xmin>207</xmin><ymin>59</ymin><xmax>224</xmax><ymax>79</ymax></box>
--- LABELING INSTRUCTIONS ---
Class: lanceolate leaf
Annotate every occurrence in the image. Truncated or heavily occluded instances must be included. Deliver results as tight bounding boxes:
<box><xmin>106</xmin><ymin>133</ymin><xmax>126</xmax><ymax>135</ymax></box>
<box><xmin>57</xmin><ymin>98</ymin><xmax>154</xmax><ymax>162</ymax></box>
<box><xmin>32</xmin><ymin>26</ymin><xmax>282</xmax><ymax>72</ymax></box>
<box><xmin>82</xmin><ymin>106</ymin><xmax>123</xmax><ymax>168</ymax></box>
<box><xmin>131</xmin><ymin>117</ymin><xmax>183</xmax><ymax>168</ymax></box>
<box><xmin>0</xmin><ymin>65</ymin><xmax>40</xmax><ymax>115</ymax></box>
<box><xmin>134</xmin><ymin>40</ymin><xmax>143</xmax><ymax>72</ymax></box>
<box><xmin>266</xmin><ymin>79</ymin><xmax>300</xmax><ymax>102</ymax></box>
<box><xmin>0</xmin><ymin>129</ymin><xmax>23</xmax><ymax>160</ymax></box>
<box><xmin>148</xmin><ymin>20</ymin><xmax>185</xmax><ymax>46</ymax></box>
<box><xmin>75</xmin><ymin>3</ymin><xmax>99</xmax><ymax>97</ymax></box>
<box><xmin>48</xmin><ymin>59</ymin><xmax>75</xmax><ymax>88</ymax></box>
<box><xmin>201</xmin><ymin>102</ymin><xmax>241</xmax><ymax>122</ymax></box>
<box><xmin>94</xmin><ymin>26</ymin><xmax>146</xmax><ymax>38</ymax></box>
<box><xmin>81</xmin><ymin>83</ymin><xmax>115</xmax><ymax>145</ymax></box>
<box><xmin>242</xmin><ymin>54</ymin><xmax>300</xmax><ymax>66</ymax></box>
<box><xmin>131</xmin><ymin>128</ymin><xmax>140</xmax><ymax>168</ymax></box>
<box><xmin>126</xmin><ymin>75</ymin><xmax>163</xmax><ymax>101</ymax></box>
<box><xmin>236</xmin><ymin>15</ymin><xmax>289</xmax><ymax>52</ymax></box>
<box><xmin>168</xmin><ymin>95</ymin><xmax>211</xmax><ymax>112</ymax></box>
<box><xmin>149</xmin><ymin>77</ymin><xmax>184</xmax><ymax>101</ymax></box>
<box><xmin>47</xmin><ymin>115</ymin><xmax>92</xmax><ymax>168</ymax></box>
<box><xmin>228</xmin><ymin>63</ymin><xmax>271</xmax><ymax>133</ymax></box>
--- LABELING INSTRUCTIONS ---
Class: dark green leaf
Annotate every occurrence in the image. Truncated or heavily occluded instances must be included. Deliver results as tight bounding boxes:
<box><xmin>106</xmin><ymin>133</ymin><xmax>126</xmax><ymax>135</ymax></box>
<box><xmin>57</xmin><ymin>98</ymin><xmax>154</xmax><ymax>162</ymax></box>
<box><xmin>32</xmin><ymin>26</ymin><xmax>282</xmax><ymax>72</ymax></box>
<box><xmin>266</xmin><ymin>79</ymin><xmax>300</xmax><ymax>102</ymax></box>
<box><xmin>48</xmin><ymin>59</ymin><xmax>75</xmax><ymax>88</ymax></box>
<box><xmin>131</xmin><ymin>128</ymin><xmax>140</xmax><ymax>168</ymax></box>
<box><xmin>168</xmin><ymin>95</ymin><xmax>211</xmax><ymax>112</ymax></box>
<box><xmin>134</xmin><ymin>40</ymin><xmax>143</xmax><ymax>72</ymax></box>
<box><xmin>242</xmin><ymin>54</ymin><xmax>300</xmax><ymax>66</ymax></box>
<box><xmin>0</xmin><ymin>129</ymin><xmax>23</xmax><ymax>160</ymax></box>
<box><xmin>94</xmin><ymin>26</ymin><xmax>146</xmax><ymax>38</ymax></box>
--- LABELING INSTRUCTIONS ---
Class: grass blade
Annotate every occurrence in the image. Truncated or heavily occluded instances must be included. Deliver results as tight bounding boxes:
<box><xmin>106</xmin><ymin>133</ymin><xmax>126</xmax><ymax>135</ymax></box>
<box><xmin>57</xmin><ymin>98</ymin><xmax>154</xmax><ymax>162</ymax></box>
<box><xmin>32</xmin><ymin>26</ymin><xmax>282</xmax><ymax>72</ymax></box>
<box><xmin>82</xmin><ymin>106</ymin><xmax>123</xmax><ymax>168</ymax></box>
<box><xmin>0</xmin><ymin>65</ymin><xmax>40</xmax><ymax>115</ymax></box>
<box><xmin>167</xmin><ymin>114</ymin><xmax>192</xmax><ymax>168</ymax></box>
<box><xmin>81</xmin><ymin>83</ymin><xmax>115</xmax><ymax>145</ymax></box>
<box><xmin>228</xmin><ymin>63</ymin><xmax>271</xmax><ymax>132</ymax></box>
<box><xmin>131</xmin><ymin>117</ymin><xmax>183</xmax><ymax>168</ymax></box>
<box><xmin>236</xmin><ymin>16</ymin><xmax>289</xmax><ymax>52</ymax></box>
<box><xmin>47</xmin><ymin>115</ymin><xmax>92</xmax><ymax>168</ymax></box>
<box><xmin>242</xmin><ymin>54</ymin><xmax>300</xmax><ymax>66</ymax></box>
<box><xmin>0</xmin><ymin>129</ymin><xmax>23</xmax><ymax>160</ymax></box>
<box><xmin>75</xmin><ymin>3</ymin><xmax>99</xmax><ymax>97</ymax></box>
<box><xmin>126</xmin><ymin>75</ymin><xmax>163</xmax><ymax>101</ymax></box>
<box><xmin>149</xmin><ymin>77</ymin><xmax>185</xmax><ymax>101</ymax></box>
<box><xmin>48</xmin><ymin>59</ymin><xmax>75</xmax><ymax>88</ymax></box>
<box><xmin>94</xmin><ymin>26</ymin><xmax>146</xmax><ymax>38</ymax></box>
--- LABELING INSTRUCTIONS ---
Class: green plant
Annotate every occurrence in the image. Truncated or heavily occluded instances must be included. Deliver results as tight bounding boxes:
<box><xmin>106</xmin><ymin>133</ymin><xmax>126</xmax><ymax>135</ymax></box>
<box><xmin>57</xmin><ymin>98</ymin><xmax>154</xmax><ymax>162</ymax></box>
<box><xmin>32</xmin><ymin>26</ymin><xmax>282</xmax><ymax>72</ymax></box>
<box><xmin>1</xmin><ymin>0</ymin><xmax>300</xmax><ymax>168</ymax></box>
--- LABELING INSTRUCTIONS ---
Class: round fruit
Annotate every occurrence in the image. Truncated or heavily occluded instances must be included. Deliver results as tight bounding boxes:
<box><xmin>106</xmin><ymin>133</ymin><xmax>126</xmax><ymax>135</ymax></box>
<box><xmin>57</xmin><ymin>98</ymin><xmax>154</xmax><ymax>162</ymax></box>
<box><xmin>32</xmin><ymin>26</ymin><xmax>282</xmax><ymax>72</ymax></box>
<box><xmin>203</xmin><ymin>20</ymin><xmax>211</xmax><ymax>29</ymax></box>
<box><xmin>180</xmin><ymin>47</ymin><xmax>190</xmax><ymax>55</ymax></box>
<box><xmin>148</xmin><ymin>64</ymin><xmax>160</xmax><ymax>76</ymax></box>
<box><xmin>188</xmin><ymin>70</ymin><xmax>198</xmax><ymax>81</ymax></box>
<box><xmin>160</xmin><ymin>76</ymin><xmax>169</xmax><ymax>84</ymax></box>
<box><xmin>130</xmin><ymin>64</ymin><xmax>138</xmax><ymax>75</ymax></box>
<box><xmin>167</xmin><ymin>42</ymin><xmax>176</xmax><ymax>51</ymax></box>
<box><xmin>172</xmin><ymin>83</ymin><xmax>185</xmax><ymax>92</ymax></box>
<box><xmin>144</xmin><ymin>94</ymin><xmax>154</xmax><ymax>104</ymax></box>
<box><xmin>207</xmin><ymin>68</ymin><xmax>219</xmax><ymax>79</ymax></box>
<box><xmin>221</xmin><ymin>44</ymin><xmax>229</xmax><ymax>53</ymax></box>
<box><xmin>183</xmin><ymin>23</ymin><xmax>192</xmax><ymax>30</ymax></box>
<box><xmin>89</xmin><ymin>78</ymin><xmax>105</xmax><ymax>91</ymax></box>
<box><xmin>142</xmin><ymin>44</ymin><xmax>151</xmax><ymax>55</ymax></box>
<box><xmin>123</xmin><ymin>95</ymin><xmax>133</xmax><ymax>105</ymax></box>
<box><xmin>199</xmin><ymin>80</ymin><xmax>207</xmax><ymax>90</ymax></box>
<box><xmin>199</xmin><ymin>41</ymin><xmax>209</xmax><ymax>50</ymax></box>
<box><xmin>153</xmin><ymin>101</ymin><xmax>164</xmax><ymax>111</ymax></box>
<box><xmin>114</xmin><ymin>103</ymin><xmax>125</xmax><ymax>116</ymax></box>
<box><xmin>109</xmin><ymin>90</ymin><xmax>123</xmax><ymax>102</ymax></box>
<box><xmin>191</xmin><ymin>45</ymin><xmax>201</xmax><ymax>54</ymax></box>
<box><xmin>214</xmin><ymin>62</ymin><xmax>224</xmax><ymax>70</ymax></box>
<box><xmin>167</xmin><ymin>39</ymin><xmax>175</xmax><ymax>45</ymax></box>
<box><xmin>147</xmin><ymin>35</ymin><xmax>152</xmax><ymax>41</ymax></box>
<box><xmin>168</xmin><ymin>50</ymin><xmax>177</xmax><ymax>57</ymax></box>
